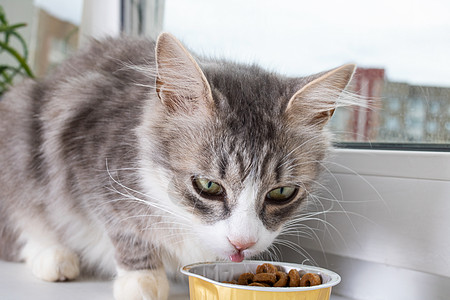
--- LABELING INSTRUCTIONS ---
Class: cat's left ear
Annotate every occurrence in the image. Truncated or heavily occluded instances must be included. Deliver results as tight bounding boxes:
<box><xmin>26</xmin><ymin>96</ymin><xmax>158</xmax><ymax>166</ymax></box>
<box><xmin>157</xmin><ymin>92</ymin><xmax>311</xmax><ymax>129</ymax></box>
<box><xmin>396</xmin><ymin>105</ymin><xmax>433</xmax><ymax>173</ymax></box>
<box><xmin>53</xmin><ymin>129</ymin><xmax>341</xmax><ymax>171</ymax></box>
<box><xmin>155</xmin><ymin>33</ymin><xmax>214</xmax><ymax>114</ymax></box>
<box><xmin>286</xmin><ymin>64</ymin><xmax>356</xmax><ymax>128</ymax></box>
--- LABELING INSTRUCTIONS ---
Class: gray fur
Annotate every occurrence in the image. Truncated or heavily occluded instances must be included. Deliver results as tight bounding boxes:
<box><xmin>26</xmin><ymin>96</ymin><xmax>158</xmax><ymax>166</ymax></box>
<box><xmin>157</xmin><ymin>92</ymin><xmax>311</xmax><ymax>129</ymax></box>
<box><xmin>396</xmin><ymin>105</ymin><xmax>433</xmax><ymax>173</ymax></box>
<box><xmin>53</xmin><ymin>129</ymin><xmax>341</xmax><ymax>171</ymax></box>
<box><xmin>0</xmin><ymin>34</ymin><xmax>354</xmax><ymax>286</ymax></box>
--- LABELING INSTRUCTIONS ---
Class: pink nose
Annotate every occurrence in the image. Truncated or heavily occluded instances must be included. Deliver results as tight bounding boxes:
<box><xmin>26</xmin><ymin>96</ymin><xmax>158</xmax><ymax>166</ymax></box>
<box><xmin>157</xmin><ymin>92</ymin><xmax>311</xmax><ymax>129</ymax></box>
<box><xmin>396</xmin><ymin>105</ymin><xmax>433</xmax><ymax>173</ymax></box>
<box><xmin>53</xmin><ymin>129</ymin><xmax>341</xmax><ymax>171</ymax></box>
<box><xmin>229</xmin><ymin>239</ymin><xmax>256</xmax><ymax>251</ymax></box>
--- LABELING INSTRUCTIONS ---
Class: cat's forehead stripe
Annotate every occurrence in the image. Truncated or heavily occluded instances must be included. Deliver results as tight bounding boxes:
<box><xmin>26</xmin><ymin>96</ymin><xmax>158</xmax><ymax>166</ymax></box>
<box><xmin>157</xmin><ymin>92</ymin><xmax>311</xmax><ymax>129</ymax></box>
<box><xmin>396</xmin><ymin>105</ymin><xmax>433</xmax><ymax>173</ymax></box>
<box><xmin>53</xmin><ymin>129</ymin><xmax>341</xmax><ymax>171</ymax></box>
<box><xmin>258</xmin><ymin>152</ymin><xmax>272</xmax><ymax>181</ymax></box>
<box><xmin>235</xmin><ymin>151</ymin><xmax>249</xmax><ymax>181</ymax></box>
<box><xmin>218</xmin><ymin>153</ymin><xmax>228</xmax><ymax>179</ymax></box>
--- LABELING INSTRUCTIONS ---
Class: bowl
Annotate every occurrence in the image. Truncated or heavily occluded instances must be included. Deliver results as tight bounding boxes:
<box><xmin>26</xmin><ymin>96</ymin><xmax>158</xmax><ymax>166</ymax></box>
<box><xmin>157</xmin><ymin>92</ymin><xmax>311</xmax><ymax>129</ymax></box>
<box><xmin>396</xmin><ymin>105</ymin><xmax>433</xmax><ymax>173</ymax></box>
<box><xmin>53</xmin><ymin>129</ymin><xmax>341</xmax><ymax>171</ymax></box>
<box><xmin>181</xmin><ymin>260</ymin><xmax>341</xmax><ymax>300</ymax></box>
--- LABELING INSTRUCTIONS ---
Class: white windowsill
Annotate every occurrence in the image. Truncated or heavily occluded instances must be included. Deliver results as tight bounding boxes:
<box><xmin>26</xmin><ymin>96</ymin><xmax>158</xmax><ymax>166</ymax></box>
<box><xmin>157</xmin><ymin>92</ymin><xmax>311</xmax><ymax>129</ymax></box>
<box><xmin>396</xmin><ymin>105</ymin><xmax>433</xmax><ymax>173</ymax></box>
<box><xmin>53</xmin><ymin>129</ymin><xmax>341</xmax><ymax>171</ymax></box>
<box><xmin>0</xmin><ymin>260</ymin><xmax>349</xmax><ymax>299</ymax></box>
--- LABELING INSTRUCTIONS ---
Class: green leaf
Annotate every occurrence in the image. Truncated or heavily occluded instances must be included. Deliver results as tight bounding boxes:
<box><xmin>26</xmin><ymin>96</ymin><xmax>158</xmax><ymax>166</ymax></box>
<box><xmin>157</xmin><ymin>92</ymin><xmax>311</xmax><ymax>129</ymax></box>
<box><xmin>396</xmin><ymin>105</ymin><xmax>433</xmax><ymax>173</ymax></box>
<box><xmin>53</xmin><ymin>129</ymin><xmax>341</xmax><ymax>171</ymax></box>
<box><xmin>0</xmin><ymin>41</ymin><xmax>34</xmax><ymax>78</ymax></box>
<box><xmin>0</xmin><ymin>23</ymin><xmax>27</xmax><ymax>33</ymax></box>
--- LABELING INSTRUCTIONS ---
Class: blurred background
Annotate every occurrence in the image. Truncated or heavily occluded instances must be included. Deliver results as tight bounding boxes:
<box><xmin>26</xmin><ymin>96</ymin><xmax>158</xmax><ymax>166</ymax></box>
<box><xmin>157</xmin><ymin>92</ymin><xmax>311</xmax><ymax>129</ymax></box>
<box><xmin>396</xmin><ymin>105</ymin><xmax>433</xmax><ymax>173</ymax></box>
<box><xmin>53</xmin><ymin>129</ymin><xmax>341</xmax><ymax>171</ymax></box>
<box><xmin>1</xmin><ymin>0</ymin><xmax>449</xmax><ymax>147</ymax></box>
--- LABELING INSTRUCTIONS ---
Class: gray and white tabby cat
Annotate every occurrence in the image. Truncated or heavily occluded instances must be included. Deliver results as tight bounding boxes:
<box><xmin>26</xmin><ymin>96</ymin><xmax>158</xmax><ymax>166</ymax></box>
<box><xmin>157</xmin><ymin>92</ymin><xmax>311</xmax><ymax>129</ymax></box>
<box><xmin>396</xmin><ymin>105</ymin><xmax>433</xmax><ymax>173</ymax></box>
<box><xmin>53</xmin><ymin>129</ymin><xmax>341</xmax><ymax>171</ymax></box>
<box><xmin>0</xmin><ymin>33</ymin><xmax>355</xmax><ymax>299</ymax></box>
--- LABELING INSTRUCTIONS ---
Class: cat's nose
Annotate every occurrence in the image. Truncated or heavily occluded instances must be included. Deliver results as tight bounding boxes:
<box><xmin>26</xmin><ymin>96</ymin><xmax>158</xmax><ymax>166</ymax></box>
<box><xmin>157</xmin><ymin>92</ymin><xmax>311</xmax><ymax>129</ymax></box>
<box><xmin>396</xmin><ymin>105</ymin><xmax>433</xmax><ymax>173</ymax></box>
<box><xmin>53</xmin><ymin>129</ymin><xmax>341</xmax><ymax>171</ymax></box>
<box><xmin>229</xmin><ymin>239</ymin><xmax>256</xmax><ymax>251</ymax></box>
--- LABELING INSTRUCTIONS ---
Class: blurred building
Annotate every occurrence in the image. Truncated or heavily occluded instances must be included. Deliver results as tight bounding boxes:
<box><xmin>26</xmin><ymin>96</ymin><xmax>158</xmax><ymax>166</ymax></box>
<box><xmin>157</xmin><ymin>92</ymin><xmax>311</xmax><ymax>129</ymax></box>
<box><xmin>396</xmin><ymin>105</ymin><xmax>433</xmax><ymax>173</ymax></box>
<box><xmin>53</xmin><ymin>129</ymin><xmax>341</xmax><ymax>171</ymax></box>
<box><xmin>331</xmin><ymin>68</ymin><xmax>450</xmax><ymax>144</ymax></box>
<box><xmin>32</xmin><ymin>8</ymin><xmax>79</xmax><ymax>76</ymax></box>
<box><xmin>381</xmin><ymin>82</ymin><xmax>450</xmax><ymax>143</ymax></box>
<box><xmin>350</xmin><ymin>68</ymin><xmax>385</xmax><ymax>141</ymax></box>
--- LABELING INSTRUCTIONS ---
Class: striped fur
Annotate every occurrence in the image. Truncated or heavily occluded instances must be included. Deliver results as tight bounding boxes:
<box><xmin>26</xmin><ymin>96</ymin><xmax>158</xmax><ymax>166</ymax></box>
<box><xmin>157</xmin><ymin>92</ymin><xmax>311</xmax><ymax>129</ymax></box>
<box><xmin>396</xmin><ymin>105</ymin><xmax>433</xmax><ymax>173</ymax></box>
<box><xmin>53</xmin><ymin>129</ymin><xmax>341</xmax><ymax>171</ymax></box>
<box><xmin>0</xmin><ymin>33</ymin><xmax>355</xmax><ymax>299</ymax></box>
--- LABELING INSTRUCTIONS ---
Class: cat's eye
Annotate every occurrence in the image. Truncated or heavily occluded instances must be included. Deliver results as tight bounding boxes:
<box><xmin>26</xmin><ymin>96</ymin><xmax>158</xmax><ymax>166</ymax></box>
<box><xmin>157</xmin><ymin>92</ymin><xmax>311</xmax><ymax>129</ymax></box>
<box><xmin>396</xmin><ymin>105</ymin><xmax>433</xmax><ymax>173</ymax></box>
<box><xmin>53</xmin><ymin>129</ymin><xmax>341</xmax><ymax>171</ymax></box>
<box><xmin>266</xmin><ymin>186</ymin><xmax>298</xmax><ymax>203</ymax></box>
<box><xmin>193</xmin><ymin>177</ymin><xmax>225</xmax><ymax>199</ymax></box>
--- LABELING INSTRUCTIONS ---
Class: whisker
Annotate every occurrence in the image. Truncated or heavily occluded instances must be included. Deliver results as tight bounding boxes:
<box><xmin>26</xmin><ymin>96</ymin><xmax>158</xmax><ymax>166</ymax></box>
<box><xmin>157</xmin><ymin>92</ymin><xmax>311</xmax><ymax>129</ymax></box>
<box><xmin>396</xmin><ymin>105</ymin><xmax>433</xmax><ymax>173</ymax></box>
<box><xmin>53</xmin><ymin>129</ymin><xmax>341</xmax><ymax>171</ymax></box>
<box><xmin>272</xmin><ymin>238</ymin><xmax>318</xmax><ymax>266</ymax></box>
<box><xmin>105</xmin><ymin>160</ymin><xmax>192</xmax><ymax>222</ymax></box>
<box><xmin>321</xmin><ymin>159</ymin><xmax>388</xmax><ymax>209</ymax></box>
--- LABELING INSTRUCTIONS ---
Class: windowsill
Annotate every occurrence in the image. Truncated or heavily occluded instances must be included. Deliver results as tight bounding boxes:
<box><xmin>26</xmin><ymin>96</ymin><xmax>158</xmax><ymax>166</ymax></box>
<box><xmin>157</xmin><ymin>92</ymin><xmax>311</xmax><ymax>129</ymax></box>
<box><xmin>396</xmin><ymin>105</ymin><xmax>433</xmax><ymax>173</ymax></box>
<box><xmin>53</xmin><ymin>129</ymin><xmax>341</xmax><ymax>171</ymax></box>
<box><xmin>0</xmin><ymin>260</ymin><xmax>349</xmax><ymax>299</ymax></box>
<box><xmin>0</xmin><ymin>260</ymin><xmax>188</xmax><ymax>300</ymax></box>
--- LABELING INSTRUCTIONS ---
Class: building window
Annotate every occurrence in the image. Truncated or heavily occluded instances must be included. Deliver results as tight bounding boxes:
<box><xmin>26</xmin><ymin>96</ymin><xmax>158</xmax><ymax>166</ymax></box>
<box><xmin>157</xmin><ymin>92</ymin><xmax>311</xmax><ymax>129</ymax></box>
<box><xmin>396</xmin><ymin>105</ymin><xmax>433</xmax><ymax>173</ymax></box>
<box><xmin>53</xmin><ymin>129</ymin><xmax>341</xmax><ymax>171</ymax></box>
<box><xmin>329</xmin><ymin>70</ymin><xmax>450</xmax><ymax>147</ymax></box>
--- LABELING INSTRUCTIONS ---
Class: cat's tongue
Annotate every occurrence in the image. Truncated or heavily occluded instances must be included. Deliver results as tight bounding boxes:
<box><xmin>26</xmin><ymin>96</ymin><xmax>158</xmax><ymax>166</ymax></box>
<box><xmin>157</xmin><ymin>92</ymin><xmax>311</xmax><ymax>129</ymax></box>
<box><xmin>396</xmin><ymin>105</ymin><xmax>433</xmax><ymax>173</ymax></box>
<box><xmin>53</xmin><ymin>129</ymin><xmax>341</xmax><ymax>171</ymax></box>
<box><xmin>229</xmin><ymin>251</ymin><xmax>245</xmax><ymax>262</ymax></box>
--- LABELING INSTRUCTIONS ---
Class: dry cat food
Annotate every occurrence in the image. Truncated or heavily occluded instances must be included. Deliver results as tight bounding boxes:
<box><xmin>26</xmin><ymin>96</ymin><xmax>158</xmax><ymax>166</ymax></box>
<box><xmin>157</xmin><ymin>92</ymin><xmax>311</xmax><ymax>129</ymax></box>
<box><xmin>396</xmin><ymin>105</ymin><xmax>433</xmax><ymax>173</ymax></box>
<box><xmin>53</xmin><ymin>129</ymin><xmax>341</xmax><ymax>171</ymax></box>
<box><xmin>223</xmin><ymin>263</ymin><xmax>322</xmax><ymax>287</ymax></box>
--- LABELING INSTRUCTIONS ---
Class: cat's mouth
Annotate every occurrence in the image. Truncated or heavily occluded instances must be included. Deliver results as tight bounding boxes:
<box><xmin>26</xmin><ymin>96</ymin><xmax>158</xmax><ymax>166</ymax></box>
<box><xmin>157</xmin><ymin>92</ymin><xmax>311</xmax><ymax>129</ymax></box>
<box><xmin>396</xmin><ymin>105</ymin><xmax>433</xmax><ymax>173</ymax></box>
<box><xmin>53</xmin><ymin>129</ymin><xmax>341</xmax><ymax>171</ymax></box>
<box><xmin>229</xmin><ymin>250</ymin><xmax>245</xmax><ymax>262</ymax></box>
<box><xmin>226</xmin><ymin>238</ymin><xmax>258</xmax><ymax>263</ymax></box>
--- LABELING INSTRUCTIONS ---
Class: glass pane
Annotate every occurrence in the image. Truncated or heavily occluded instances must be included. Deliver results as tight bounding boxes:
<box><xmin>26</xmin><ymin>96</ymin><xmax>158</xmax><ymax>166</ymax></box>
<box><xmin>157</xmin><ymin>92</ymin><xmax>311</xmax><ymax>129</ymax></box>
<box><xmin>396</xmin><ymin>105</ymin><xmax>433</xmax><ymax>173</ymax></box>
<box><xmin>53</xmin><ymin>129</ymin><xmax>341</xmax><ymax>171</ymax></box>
<box><xmin>163</xmin><ymin>0</ymin><xmax>450</xmax><ymax>148</ymax></box>
<box><xmin>2</xmin><ymin>0</ymin><xmax>449</xmax><ymax>148</ymax></box>
<box><xmin>330</xmin><ymin>69</ymin><xmax>450</xmax><ymax>145</ymax></box>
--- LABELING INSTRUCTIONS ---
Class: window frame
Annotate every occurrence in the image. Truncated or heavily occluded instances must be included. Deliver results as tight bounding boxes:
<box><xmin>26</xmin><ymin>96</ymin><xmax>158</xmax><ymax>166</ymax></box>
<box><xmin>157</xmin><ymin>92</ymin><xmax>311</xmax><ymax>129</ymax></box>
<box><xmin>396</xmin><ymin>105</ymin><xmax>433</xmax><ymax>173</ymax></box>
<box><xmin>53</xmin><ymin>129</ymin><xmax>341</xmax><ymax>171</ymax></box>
<box><xmin>334</xmin><ymin>142</ymin><xmax>450</xmax><ymax>152</ymax></box>
<box><xmin>328</xmin><ymin>147</ymin><xmax>450</xmax><ymax>181</ymax></box>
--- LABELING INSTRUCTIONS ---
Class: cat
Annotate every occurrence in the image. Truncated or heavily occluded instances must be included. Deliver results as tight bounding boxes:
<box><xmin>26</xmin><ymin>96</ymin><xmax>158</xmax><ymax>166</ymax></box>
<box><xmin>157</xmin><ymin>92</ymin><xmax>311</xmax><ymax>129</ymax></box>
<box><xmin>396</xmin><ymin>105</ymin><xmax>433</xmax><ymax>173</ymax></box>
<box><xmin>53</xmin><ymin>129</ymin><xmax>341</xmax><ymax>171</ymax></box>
<box><xmin>0</xmin><ymin>32</ymin><xmax>355</xmax><ymax>299</ymax></box>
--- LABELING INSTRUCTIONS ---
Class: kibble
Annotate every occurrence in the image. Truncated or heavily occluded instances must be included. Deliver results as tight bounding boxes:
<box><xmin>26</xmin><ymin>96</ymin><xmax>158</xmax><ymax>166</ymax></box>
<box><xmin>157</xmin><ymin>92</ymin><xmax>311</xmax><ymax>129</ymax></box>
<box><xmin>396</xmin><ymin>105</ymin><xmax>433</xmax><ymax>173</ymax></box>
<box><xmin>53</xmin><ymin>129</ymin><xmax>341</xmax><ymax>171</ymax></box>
<box><xmin>223</xmin><ymin>263</ymin><xmax>322</xmax><ymax>288</ymax></box>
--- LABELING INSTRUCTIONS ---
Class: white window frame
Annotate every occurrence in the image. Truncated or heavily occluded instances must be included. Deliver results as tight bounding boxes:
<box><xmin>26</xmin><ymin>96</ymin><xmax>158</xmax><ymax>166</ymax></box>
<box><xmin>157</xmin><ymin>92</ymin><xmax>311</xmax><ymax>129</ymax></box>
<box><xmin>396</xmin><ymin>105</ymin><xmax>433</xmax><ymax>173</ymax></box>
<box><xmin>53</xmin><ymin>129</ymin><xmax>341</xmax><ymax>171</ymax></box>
<box><xmin>303</xmin><ymin>148</ymin><xmax>449</xmax><ymax>299</ymax></box>
<box><xmin>329</xmin><ymin>148</ymin><xmax>450</xmax><ymax>181</ymax></box>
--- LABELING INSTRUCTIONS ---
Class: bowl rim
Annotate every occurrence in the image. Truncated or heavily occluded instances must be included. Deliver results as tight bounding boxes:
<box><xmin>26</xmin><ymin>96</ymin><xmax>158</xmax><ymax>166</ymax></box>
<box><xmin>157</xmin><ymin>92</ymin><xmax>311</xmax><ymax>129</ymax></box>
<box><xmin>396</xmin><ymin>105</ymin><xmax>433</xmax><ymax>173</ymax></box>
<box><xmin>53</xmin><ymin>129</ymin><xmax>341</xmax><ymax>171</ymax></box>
<box><xmin>180</xmin><ymin>260</ymin><xmax>341</xmax><ymax>292</ymax></box>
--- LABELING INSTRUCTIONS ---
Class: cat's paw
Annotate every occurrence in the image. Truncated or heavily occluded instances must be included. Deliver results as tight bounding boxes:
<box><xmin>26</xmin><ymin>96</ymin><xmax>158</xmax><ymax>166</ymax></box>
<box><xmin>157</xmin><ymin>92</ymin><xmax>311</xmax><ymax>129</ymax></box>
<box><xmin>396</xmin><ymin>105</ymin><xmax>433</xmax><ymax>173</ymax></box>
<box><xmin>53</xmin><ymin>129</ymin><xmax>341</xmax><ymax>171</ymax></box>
<box><xmin>114</xmin><ymin>268</ymin><xmax>169</xmax><ymax>300</ymax></box>
<box><xmin>30</xmin><ymin>245</ymin><xmax>80</xmax><ymax>282</ymax></box>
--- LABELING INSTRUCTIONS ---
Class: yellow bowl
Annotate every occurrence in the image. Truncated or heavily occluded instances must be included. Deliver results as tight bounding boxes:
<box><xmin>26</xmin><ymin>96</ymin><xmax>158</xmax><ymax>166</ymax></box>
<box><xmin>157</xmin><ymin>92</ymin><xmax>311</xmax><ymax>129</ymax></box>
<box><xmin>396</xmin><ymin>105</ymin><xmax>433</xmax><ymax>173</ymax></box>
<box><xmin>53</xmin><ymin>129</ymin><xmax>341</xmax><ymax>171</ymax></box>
<box><xmin>181</xmin><ymin>260</ymin><xmax>341</xmax><ymax>300</ymax></box>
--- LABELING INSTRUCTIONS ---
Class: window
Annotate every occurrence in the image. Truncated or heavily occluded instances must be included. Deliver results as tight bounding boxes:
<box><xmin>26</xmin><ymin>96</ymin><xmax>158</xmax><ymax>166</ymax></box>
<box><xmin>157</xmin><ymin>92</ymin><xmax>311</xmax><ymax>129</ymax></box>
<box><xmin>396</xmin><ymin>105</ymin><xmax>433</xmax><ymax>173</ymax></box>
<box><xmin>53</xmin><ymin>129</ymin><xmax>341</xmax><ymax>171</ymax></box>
<box><xmin>1</xmin><ymin>0</ymin><xmax>120</xmax><ymax>79</ymax></box>
<box><xmin>161</xmin><ymin>0</ymin><xmax>450</xmax><ymax>150</ymax></box>
<box><xmin>0</xmin><ymin>0</ymin><xmax>83</xmax><ymax>79</ymax></box>
<box><xmin>2</xmin><ymin>0</ymin><xmax>449</xmax><ymax>150</ymax></box>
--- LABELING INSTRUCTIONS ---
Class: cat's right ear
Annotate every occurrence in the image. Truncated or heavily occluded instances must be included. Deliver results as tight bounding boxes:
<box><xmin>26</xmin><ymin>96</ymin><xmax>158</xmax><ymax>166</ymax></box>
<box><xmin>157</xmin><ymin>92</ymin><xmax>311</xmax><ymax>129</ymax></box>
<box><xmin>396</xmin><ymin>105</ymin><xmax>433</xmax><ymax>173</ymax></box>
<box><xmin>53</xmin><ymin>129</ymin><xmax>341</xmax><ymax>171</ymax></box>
<box><xmin>155</xmin><ymin>33</ymin><xmax>214</xmax><ymax>114</ymax></box>
<box><xmin>285</xmin><ymin>64</ymin><xmax>356</xmax><ymax>128</ymax></box>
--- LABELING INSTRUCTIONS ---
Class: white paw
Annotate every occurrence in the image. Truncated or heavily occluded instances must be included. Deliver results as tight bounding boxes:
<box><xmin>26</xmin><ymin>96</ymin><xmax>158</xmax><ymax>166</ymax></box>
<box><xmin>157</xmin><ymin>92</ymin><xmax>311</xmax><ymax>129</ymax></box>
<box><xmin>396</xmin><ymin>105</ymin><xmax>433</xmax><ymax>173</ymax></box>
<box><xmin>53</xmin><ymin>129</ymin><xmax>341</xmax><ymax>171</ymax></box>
<box><xmin>114</xmin><ymin>268</ymin><xmax>169</xmax><ymax>300</ymax></box>
<box><xmin>30</xmin><ymin>246</ymin><xmax>80</xmax><ymax>282</ymax></box>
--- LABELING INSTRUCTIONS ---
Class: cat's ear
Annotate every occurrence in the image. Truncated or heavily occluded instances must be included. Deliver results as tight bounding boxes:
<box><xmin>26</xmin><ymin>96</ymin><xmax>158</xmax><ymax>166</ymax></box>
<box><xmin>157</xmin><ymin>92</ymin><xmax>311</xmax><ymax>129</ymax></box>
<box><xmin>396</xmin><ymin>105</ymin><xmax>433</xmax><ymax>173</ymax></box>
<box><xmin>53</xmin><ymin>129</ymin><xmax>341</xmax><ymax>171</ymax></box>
<box><xmin>155</xmin><ymin>33</ymin><xmax>213</xmax><ymax>114</ymax></box>
<box><xmin>285</xmin><ymin>64</ymin><xmax>356</xmax><ymax>128</ymax></box>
